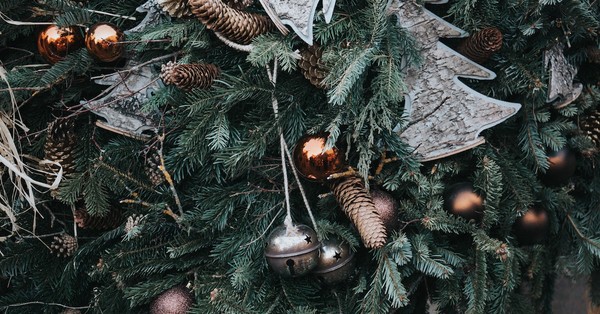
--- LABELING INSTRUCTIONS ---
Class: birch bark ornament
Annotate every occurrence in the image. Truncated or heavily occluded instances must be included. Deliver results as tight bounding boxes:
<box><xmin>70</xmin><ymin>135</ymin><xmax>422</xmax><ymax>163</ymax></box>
<box><xmin>81</xmin><ymin>63</ymin><xmax>162</xmax><ymax>140</ymax></box>
<box><xmin>394</xmin><ymin>0</ymin><xmax>521</xmax><ymax>162</ymax></box>
<box><xmin>258</xmin><ymin>0</ymin><xmax>336</xmax><ymax>45</ymax></box>
<box><xmin>544</xmin><ymin>43</ymin><xmax>583</xmax><ymax>109</ymax></box>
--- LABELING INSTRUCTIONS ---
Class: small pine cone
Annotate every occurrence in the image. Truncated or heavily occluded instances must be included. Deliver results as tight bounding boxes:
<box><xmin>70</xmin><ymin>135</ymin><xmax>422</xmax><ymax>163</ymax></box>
<box><xmin>44</xmin><ymin>119</ymin><xmax>77</xmax><ymax>187</ymax></box>
<box><xmin>188</xmin><ymin>0</ymin><xmax>274</xmax><ymax>44</ymax></box>
<box><xmin>50</xmin><ymin>234</ymin><xmax>78</xmax><ymax>257</ymax></box>
<box><xmin>581</xmin><ymin>110</ymin><xmax>600</xmax><ymax>151</ymax></box>
<box><xmin>161</xmin><ymin>61</ymin><xmax>220</xmax><ymax>91</ymax></box>
<box><xmin>145</xmin><ymin>150</ymin><xmax>165</xmax><ymax>186</ymax></box>
<box><xmin>299</xmin><ymin>45</ymin><xmax>328</xmax><ymax>88</ymax></box>
<box><xmin>330</xmin><ymin>176</ymin><xmax>387</xmax><ymax>249</ymax></box>
<box><xmin>587</xmin><ymin>47</ymin><xmax>600</xmax><ymax>64</ymax></box>
<box><xmin>158</xmin><ymin>0</ymin><xmax>194</xmax><ymax>17</ymax></box>
<box><xmin>223</xmin><ymin>0</ymin><xmax>253</xmax><ymax>10</ymax></box>
<box><xmin>457</xmin><ymin>27</ymin><xmax>503</xmax><ymax>64</ymax></box>
<box><xmin>74</xmin><ymin>208</ymin><xmax>122</xmax><ymax>230</ymax></box>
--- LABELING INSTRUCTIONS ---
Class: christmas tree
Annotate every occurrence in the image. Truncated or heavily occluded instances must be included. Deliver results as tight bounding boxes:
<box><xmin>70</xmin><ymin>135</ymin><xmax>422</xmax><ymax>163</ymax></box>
<box><xmin>1</xmin><ymin>0</ymin><xmax>600</xmax><ymax>313</ymax></box>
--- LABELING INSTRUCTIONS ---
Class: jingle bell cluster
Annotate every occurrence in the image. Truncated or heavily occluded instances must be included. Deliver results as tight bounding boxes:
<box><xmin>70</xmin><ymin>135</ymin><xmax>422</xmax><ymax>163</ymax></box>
<box><xmin>265</xmin><ymin>224</ymin><xmax>356</xmax><ymax>285</ymax></box>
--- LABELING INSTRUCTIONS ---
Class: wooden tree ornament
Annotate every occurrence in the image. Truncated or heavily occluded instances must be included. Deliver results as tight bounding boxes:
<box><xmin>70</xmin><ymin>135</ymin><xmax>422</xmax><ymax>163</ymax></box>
<box><xmin>258</xmin><ymin>0</ymin><xmax>336</xmax><ymax>44</ymax></box>
<box><xmin>544</xmin><ymin>43</ymin><xmax>583</xmax><ymax>109</ymax></box>
<box><xmin>394</xmin><ymin>0</ymin><xmax>521</xmax><ymax>162</ymax></box>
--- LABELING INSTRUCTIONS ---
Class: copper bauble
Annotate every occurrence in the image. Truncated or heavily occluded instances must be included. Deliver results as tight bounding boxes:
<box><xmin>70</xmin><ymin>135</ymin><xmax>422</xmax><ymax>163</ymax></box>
<box><xmin>514</xmin><ymin>207</ymin><xmax>548</xmax><ymax>246</ymax></box>
<box><xmin>37</xmin><ymin>25</ymin><xmax>83</xmax><ymax>64</ymax></box>
<box><xmin>313</xmin><ymin>238</ymin><xmax>356</xmax><ymax>285</ymax></box>
<box><xmin>150</xmin><ymin>286</ymin><xmax>193</xmax><ymax>314</ymax></box>
<box><xmin>443</xmin><ymin>182</ymin><xmax>484</xmax><ymax>222</ymax></box>
<box><xmin>371</xmin><ymin>189</ymin><xmax>399</xmax><ymax>231</ymax></box>
<box><xmin>264</xmin><ymin>224</ymin><xmax>321</xmax><ymax>277</ymax></box>
<box><xmin>540</xmin><ymin>148</ymin><xmax>576</xmax><ymax>186</ymax></box>
<box><xmin>85</xmin><ymin>23</ymin><xmax>125</xmax><ymax>62</ymax></box>
<box><xmin>292</xmin><ymin>133</ymin><xmax>345</xmax><ymax>181</ymax></box>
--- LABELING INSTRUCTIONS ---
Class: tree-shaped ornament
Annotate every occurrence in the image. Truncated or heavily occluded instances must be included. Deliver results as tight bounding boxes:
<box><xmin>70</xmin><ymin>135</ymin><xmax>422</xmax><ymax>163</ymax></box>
<box><xmin>258</xmin><ymin>0</ymin><xmax>336</xmax><ymax>44</ymax></box>
<box><xmin>82</xmin><ymin>64</ymin><xmax>162</xmax><ymax>140</ymax></box>
<box><xmin>544</xmin><ymin>42</ymin><xmax>583</xmax><ymax>109</ymax></box>
<box><xmin>394</xmin><ymin>0</ymin><xmax>521</xmax><ymax>161</ymax></box>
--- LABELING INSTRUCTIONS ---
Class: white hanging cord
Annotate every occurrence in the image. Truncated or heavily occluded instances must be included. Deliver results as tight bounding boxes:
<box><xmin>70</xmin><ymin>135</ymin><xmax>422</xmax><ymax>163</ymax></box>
<box><xmin>266</xmin><ymin>60</ymin><xmax>318</xmax><ymax>233</ymax></box>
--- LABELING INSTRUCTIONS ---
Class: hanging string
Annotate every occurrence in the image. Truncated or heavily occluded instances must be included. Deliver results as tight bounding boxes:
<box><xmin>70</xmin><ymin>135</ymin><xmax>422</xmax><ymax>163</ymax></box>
<box><xmin>266</xmin><ymin>60</ymin><xmax>318</xmax><ymax>233</ymax></box>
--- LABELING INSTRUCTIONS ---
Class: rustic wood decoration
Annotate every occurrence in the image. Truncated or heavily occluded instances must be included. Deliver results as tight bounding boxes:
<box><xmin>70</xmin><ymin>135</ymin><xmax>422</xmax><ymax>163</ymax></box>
<box><xmin>258</xmin><ymin>0</ymin><xmax>336</xmax><ymax>45</ymax></box>
<box><xmin>544</xmin><ymin>43</ymin><xmax>582</xmax><ymax>109</ymax></box>
<box><xmin>394</xmin><ymin>0</ymin><xmax>521</xmax><ymax>162</ymax></box>
<box><xmin>82</xmin><ymin>63</ymin><xmax>162</xmax><ymax>140</ymax></box>
<box><xmin>126</xmin><ymin>0</ymin><xmax>166</xmax><ymax>35</ymax></box>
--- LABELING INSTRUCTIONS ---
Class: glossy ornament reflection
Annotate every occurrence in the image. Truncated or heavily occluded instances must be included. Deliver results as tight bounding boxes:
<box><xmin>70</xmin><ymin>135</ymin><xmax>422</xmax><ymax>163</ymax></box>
<box><xmin>37</xmin><ymin>25</ymin><xmax>83</xmax><ymax>64</ymax></box>
<box><xmin>264</xmin><ymin>224</ymin><xmax>320</xmax><ymax>277</ymax></box>
<box><xmin>292</xmin><ymin>133</ymin><xmax>345</xmax><ymax>182</ymax></box>
<box><xmin>85</xmin><ymin>23</ymin><xmax>125</xmax><ymax>62</ymax></box>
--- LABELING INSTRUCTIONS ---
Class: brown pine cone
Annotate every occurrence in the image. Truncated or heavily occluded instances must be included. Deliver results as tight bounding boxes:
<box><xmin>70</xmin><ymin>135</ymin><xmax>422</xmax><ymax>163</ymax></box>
<box><xmin>188</xmin><ymin>0</ymin><xmax>274</xmax><ymax>44</ymax></box>
<box><xmin>330</xmin><ymin>176</ymin><xmax>387</xmax><ymax>249</ymax></box>
<box><xmin>581</xmin><ymin>110</ymin><xmax>600</xmax><ymax>151</ymax></box>
<box><xmin>457</xmin><ymin>27</ymin><xmax>503</xmax><ymax>64</ymax></box>
<box><xmin>160</xmin><ymin>61</ymin><xmax>220</xmax><ymax>91</ymax></box>
<box><xmin>50</xmin><ymin>234</ymin><xmax>78</xmax><ymax>257</ymax></box>
<box><xmin>74</xmin><ymin>208</ymin><xmax>122</xmax><ymax>230</ymax></box>
<box><xmin>145</xmin><ymin>149</ymin><xmax>165</xmax><ymax>186</ymax></box>
<box><xmin>158</xmin><ymin>0</ymin><xmax>194</xmax><ymax>17</ymax></box>
<box><xmin>299</xmin><ymin>45</ymin><xmax>328</xmax><ymax>88</ymax></box>
<box><xmin>44</xmin><ymin>119</ymin><xmax>77</xmax><ymax>191</ymax></box>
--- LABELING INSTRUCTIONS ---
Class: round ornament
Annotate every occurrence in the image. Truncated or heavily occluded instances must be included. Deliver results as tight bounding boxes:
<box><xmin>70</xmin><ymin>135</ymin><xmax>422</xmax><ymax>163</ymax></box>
<box><xmin>264</xmin><ymin>224</ymin><xmax>321</xmax><ymax>277</ymax></box>
<box><xmin>443</xmin><ymin>182</ymin><xmax>484</xmax><ymax>222</ymax></box>
<box><xmin>292</xmin><ymin>133</ymin><xmax>345</xmax><ymax>181</ymax></box>
<box><xmin>540</xmin><ymin>148</ymin><xmax>576</xmax><ymax>186</ymax></box>
<box><xmin>85</xmin><ymin>23</ymin><xmax>125</xmax><ymax>62</ymax></box>
<box><xmin>313</xmin><ymin>238</ymin><xmax>356</xmax><ymax>285</ymax></box>
<box><xmin>150</xmin><ymin>286</ymin><xmax>193</xmax><ymax>314</ymax></box>
<box><xmin>37</xmin><ymin>25</ymin><xmax>83</xmax><ymax>64</ymax></box>
<box><xmin>514</xmin><ymin>207</ymin><xmax>548</xmax><ymax>246</ymax></box>
<box><xmin>371</xmin><ymin>189</ymin><xmax>399</xmax><ymax>231</ymax></box>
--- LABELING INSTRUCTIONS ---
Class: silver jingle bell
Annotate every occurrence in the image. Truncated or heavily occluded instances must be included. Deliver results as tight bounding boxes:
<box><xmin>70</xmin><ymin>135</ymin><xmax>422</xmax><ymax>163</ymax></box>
<box><xmin>265</xmin><ymin>224</ymin><xmax>321</xmax><ymax>278</ymax></box>
<box><xmin>313</xmin><ymin>238</ymin><xmax>356</xmax><ymax>285</ymax></box>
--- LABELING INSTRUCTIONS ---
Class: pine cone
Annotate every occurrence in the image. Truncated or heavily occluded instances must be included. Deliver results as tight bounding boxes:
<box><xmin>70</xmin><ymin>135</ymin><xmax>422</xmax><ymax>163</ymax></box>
<box><xmin>44</xmin><ymin>119</ymin><xmax>77</xmax><ymax>188</ymax></box>
<box><xmin>581</xmin><ymin>110</ymin><xmax>600</xmax><ymax>151</ymax></box>
<box><xmin>50</xmin><ymin>234</ymin><xmax>78</xmax><ymax>257</ymax></box>
<box><xmin>188</xmin><ymin>0</ymin><xmax>274</xmax><ymax>44</ymax></box>
<box><xmin>457</xmin><ymin>27</ymin><xmax>503</xmax><ymax>64</ymax></box>
<box><xmin>330</xmin><ymin>176</ymin><xmax>387</xmax><ymax>249</ymax></box>
<box><xmin>299</xmin><ymin>45</ymin><xmax>328</xmax><ymax>88</ymax></box>
<box><xmin>587</xmin><ymin>47</ymin><xmax>600</xmax><ymax>64</ymax></box>
<box><xmin>160</xmin><ymin>61</ymin><xmax>220</xmax><ymax>91</ymax></box>
<box><xmin>224</xmin><ymin>0</ymin><xmax>253</xmax><ymax>10</ymax></box>
<box><xmin>158</xmin><ymin>0</ymin><xmax>194</xmax><ymax>17</ymax></box>
<box><xmin>74</xmin><ymin>208</ymin><xmax>122</xmax><ymax>230</ymax></box>
<box><xmin>145</xmin><ymin>149</ymin><xmax>165</xmax><ymax>186</ymax></box>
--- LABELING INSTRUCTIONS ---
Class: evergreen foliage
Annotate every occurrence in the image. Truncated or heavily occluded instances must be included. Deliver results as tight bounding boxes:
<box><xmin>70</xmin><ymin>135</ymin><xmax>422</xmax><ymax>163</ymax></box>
<box><xmin>0</xmin><ymin>0</ymin><xmax>600</xmax><ymax>313</ymax></box>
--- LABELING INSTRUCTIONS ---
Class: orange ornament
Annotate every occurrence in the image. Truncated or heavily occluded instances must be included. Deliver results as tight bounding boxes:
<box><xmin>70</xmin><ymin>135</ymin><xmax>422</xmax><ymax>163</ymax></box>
<box><xmin>37</xmin><ymin>25</ymin><xmax>83</xmax><ymax>64</ymax></box>
<box><xmin>292</xmin><ymin>133</ymin><xmax>345</xmax><ymax>181</ymax></box>
<box><xmin>85</xmin><ymin>23</ymin><xmax>125</xmax><ymax>62</ymax></box>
